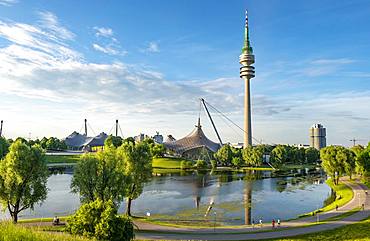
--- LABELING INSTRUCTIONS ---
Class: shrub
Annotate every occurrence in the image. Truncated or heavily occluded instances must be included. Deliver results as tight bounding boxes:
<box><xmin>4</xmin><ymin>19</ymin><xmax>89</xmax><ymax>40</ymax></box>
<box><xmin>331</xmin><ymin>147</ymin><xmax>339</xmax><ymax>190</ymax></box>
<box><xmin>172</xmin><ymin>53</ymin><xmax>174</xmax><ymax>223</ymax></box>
<box><xmin>232</xmin><ymin>157</ymin><xmax>243</xmax><ymax>168</ymax></box>
<box><xmin>195</xmin><ymin>159</ymin><xmax>207</xmax><ymax>169</ymax></box>
<box><xmin>66</xmin><ymin>199</ymin><xmax>134</xmax><ymax>241</ymax></box>
<box><xmin>180</xmin><ymin>160</ymin><xmax>193</xmax><ymax>169</ymax></box>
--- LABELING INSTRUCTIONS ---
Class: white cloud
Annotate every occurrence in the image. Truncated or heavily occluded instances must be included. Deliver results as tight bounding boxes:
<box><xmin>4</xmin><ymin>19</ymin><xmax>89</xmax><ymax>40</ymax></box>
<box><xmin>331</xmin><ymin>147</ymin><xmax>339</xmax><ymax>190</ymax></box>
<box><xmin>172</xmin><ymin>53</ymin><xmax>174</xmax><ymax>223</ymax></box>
<box><xmin>38</xmin><ymin>11</ymin><xmax>75</xmax><ymax>40</ymax></box>
<box><xmin>311</xmin><ymin>58</ymin><xmax>355</xmax><ymax>65</ymax></box>
<box><xmin>0</xmin><ymin>0</ymin><xmax>17</xmax><ymax>6</ymax></box>
<box><xmin>92</xmin><ymin>26</ymin><xmax>126</xmax><ymax>56</ymax></box>
<box><xmin>144</xmin><ymin>41</ymin><xmax>160</xmax><ymax>53</ymax></box>
<box><xmin>298</xmin><ymin>58</ymin><xmax>355</xmax><ymax>77</ymax></box>
<box><xmin>92</xmin><ymin>43</ymin><xmax>118</xmax><ymax>55</ymax></box>
<box><xmin>93</xmin><ymin>26</ymin><xmax>113</xmax><ymax>37</ymax></box>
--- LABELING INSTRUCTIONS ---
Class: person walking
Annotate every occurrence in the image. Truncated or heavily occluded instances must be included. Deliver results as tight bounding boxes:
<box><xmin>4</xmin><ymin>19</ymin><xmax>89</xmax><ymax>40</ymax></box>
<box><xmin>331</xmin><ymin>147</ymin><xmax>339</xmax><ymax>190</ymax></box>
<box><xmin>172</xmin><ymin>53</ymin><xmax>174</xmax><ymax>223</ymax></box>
<box><xmin>272</xmin><ymin>219</ymin><xmax>275</xmax><ymax>229</ymax></box>
<box><xmin>259</xmin><ymin>219</ymin><xmax>263</xmax><ymax>228</ymax></box>
<box><xmin>251</xmin><ymin>219</ymin><xmax>255</xmax><ymax>228</ymax></box>
<box><xmin>336</xmin><ymin>204</ymin><xmax>338</xmax><ymax>211</ymax></box>
<box><xmin>277</xmin><ymin>219</ymin><xmax>281</xmax><ymax>227</ymax></box>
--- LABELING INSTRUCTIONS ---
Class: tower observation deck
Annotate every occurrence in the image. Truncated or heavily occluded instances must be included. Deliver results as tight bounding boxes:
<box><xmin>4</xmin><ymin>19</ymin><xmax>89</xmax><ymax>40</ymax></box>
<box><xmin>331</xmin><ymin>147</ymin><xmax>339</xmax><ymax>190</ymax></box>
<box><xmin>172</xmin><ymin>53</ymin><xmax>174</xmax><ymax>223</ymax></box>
<box><xmin>239</xmin><ymin>10</ymin><xmax>255</xmax><ymax>147</ymax></box>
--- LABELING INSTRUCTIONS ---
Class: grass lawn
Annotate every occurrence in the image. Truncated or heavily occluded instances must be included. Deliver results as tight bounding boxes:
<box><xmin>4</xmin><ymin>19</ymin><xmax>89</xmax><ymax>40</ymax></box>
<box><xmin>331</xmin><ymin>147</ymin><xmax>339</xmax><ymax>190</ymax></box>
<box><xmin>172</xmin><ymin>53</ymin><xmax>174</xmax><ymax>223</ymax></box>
<box><xmin>45</xmin><ymin>155</ymin><xmax>81</xmax><ymax>164</ymax></box>
<box><xmin>152</xmin><ymin>157</ymin><xmax>187</xmax><ymax>169</ymax></box>
<box><xmin>298</xmin><ymin>178</ymin><xmax>353</xmax><ymax>218</ymax></box>
<box><xmin>0</xmin><ymin>222</ymin><xmax>90</xmax><ymax>241</ymax></box>
<box><xmin>18</xmin><ymin>216</ymin><xmax>69</xmax><ymax>224</ymax></box>
<box><xmin>265</xmin><ymin>216</ymin><xmax>370</xmax><ymax>241</ymax></box>
<box><xmin>243</xmin><ymin>166</ymin><xmax>274</xmax><ymax>171</ymax></box>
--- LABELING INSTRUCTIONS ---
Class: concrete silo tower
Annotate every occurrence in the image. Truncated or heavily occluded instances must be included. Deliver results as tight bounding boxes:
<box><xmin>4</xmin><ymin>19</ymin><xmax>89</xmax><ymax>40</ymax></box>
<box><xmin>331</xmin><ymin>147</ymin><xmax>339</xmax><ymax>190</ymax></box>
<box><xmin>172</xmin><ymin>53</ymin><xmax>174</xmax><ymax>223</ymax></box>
<box><xmin>240</xmin><ymin>10</ymin><xmax>255</xmax><ymax>148</ymax></box>
<box><xmin>310</xmin><ymin>124</ymin><xmax>327</xmax><ymax>150</ymax></box>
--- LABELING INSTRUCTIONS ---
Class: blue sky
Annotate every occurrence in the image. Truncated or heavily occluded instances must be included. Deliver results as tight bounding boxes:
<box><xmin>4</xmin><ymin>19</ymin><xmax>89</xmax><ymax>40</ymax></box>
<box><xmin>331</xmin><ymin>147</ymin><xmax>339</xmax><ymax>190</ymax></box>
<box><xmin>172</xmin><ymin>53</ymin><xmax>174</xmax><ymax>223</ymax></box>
<box><xmin>0</xmin><ymin>0</ymin><xmax>370</xmax><ymax>146</ymax></box>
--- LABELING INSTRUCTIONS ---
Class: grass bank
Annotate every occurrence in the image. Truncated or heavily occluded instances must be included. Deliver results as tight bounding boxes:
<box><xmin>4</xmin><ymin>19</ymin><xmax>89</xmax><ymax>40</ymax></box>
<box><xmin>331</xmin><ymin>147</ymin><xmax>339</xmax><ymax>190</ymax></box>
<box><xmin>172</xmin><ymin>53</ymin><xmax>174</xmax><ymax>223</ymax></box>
<box><xmin>298</xmin><ymin>178</ymin><xmax>353</xmax><ymax>218</ymax></box>
<box><xmin>282</xmin><ymin>164</ymin><xmax>317</xmax><ymax>170</ymax></box>
<box><xmin>243</xmin><ymin>166</ymin><xmax>274</xmax><ymax>171</ymax></box>
<box><xmin>152</xmin><ymin>157</ymin><xmax>187</xmax><ymax>169</ymax></box>
<box><xmin>0</xmin><ymin>222</ymin><xmax>90</xmax><ymax>241</ymax></box>
<box><xmin>45</xmin><ymin>155</ymin><xmax>81</xmax><ymax>164</ymax></box>
<box><xmin>266</xmin><ymin>216</ymin><xmax>370</xmax><ymax>241</ymax></box>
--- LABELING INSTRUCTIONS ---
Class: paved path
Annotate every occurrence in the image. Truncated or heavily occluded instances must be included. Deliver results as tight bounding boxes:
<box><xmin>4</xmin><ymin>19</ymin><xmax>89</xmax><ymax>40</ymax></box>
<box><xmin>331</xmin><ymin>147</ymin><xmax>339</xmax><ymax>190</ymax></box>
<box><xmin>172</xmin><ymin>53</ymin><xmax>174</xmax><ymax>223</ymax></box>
<box><xmin>135</xmin><ymin>179</ymin><xmax>370</xmax><ymax>240</ymax></box>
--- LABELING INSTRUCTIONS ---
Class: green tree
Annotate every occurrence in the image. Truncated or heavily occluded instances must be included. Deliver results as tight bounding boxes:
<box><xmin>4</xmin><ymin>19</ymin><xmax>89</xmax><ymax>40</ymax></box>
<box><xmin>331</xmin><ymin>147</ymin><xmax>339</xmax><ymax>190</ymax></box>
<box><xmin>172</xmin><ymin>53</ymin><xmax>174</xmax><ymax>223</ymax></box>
<box><xmin>195</xmin><ymin>159</ymin><xmax>208</xmax><ymax>169</ymax></box>
<box><xmin>320</xmin><ymin>146</ymin><xmax>354</xmax><ymax>184</ymax></box>
<box><xmin>306</xmin><ymin>147</ymin><xmax>320</xmax><ymax>164</ymax></box>
<box><xmin>0</xmin><ymin>140</ymin><xmax>49</xmax><ymax>223</ymax></box>
<box><xmin>231</xmin><ymin>156</ymin><xmax>243</xmax><ymax>168</ymax></box>
<box><xmin>0</xmin><ymin>137</ymin><xmax>9</xmax><ymax>159</ymax></box>
<box><xmin>104</xmin><ymin>135</ymin><xmax>123</xmax><ymax>148</ymax></box>
<box><xmin>124</xmin><ymin>137</ymin><xmax>135</xmax><ymax>145</ymax></box>
<box><xmin>242</xmin><ymin>146</ymin><xmax>263</xmax><ymax>167</ymax></box>
<box><xmin>71</xmin><ymin>148</ymin><xmax>126</xmax><ymax>205</ymax></box>
<box><xmin>354</xmin><ymin>146</ymin><xmax>370</xmax><ymax>177</ymax></box>
<box><xmin>45</xmin><ymin>137</ymin><xmax>57</xmax><ymax>150</ymax></box>
<box><xmin>180</xmin><ymin>160</ymin><xmax>193</xmax><ymax>169</ymax></box>
<box><xmin>117</xmin><ymin>142</ymin><xmax>152</xmax><ymax>216</ymax></box>
<box><xmin>340</xmin><ymin>148</ymin><xmax>355</xmax><ymax>179</ymax></box>
<box><xmin>40</xmin><ymin>137</ymin><xmax>48</xmax><ymax>149</ymax></box>
<box><xmin>214</xmin><ymin>144</ymin><xmax>233</xmax><ymax>166</ymax></box>
<box><xmin>151</xmin><ymin>144</ymin><xmax>166</xmax><ymax>158</ymax></box>
<box><xmin>270</xmin><ymin>145</ymin><xmax>288</xmax><ymax>168</ymax></box>
<box><xmin>66</xmin><ymin>199</ymin><xmax>134</xmax><ymax>241</ymax></box>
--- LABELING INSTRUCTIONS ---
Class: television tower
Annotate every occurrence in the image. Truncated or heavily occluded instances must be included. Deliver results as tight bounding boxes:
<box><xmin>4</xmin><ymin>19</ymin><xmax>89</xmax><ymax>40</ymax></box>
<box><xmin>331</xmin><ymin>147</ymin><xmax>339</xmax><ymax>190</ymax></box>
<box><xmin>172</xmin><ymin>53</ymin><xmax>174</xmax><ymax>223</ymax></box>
<box><xmin>240</xmin><ymin>10</ymin><xmax>255</xmax><ymax>147</ymax></box>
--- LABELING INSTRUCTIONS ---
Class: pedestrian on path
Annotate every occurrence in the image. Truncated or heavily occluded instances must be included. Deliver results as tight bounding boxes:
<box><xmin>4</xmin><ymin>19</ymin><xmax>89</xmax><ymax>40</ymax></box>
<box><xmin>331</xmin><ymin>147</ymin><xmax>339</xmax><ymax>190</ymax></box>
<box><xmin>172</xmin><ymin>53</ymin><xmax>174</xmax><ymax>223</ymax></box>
<box><xmin>259</xmin><ymin>219</ymin><xmax>263</xmax><ymax>228</ymax></box>
<box><xmin>362</xmin><ymin>203</ymin><xmax>365</xmax><ymax>211</ymax></box>
<box><xmin>336</xmin><ymin>204</ymin><xmax>338</xmax><ymax>211</ymax></box>
<box><xmin>272</xmin><ymin>219</ymin><xmax>275</xmax><ymax>229</ymax></box>
<box><xmin>277</xmin><ymin>219</ymin><xmax>281</xmax><ymax>227</ymax></box>
<box><xmin>251</xmin><ymin>219</ymin><xmax>255</xmax><ymax>228</ymax></box>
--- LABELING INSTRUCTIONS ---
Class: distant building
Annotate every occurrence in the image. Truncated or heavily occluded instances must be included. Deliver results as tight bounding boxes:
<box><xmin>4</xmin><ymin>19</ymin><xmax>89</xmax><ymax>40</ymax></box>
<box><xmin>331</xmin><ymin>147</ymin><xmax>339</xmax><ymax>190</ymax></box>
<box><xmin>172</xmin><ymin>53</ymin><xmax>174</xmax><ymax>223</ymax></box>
<box><xmin>152</xmin><ymin>132</ymin><xmax>163</xmax><ymax>144</ymax></box>
<box><xmin>64</xmin><ymin>131</ymin><xmax>108</xmax><ymax>151</ymax></box>
<box><xmin>231</xmin><ymin>142</ymin><xmax>244</xmax><ymax>149</ymax></box>
<box><xmin>294</xmin><ymin>144</ymin><xmax>310</xmax><ymax>149</ymax></box>
<box><xmin>309</xmin><ymin>124</ymin><xmax>326</xmax><ymax>150</ymax></box>
<box><xmin>134</xmin><ymin>133</ymin><xmax>149</xmax><ymax>142</ymax></box>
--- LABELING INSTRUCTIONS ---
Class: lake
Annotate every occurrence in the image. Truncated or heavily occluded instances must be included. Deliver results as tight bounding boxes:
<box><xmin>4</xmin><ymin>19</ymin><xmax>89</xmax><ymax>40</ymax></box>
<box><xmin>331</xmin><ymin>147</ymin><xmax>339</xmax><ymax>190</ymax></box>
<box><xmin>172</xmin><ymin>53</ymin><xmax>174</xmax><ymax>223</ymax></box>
<box><xmin>1</xmin><ymin>169</ymin><xmax>331</xmax><ymax>225</ymax></box>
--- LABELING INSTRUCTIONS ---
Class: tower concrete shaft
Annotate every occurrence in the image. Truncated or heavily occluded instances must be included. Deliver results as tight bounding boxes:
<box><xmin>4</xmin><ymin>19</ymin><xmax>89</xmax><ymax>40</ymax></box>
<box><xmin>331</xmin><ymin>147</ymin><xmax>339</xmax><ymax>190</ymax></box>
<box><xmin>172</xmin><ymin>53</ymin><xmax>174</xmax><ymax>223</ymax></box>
<box><xmin>240</xmin><ymin>10</ymin><xmax>255</xmax><ymax>148</ymax></box>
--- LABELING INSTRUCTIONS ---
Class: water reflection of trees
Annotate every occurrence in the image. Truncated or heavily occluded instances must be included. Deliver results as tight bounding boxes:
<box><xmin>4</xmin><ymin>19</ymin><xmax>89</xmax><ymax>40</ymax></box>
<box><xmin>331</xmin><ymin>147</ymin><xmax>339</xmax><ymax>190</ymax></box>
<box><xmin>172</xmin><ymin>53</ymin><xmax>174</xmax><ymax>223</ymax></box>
<box><xmin>148</xmin><ymin>169</ymin><xmax>326</xmax><ymax>225</ymax></box>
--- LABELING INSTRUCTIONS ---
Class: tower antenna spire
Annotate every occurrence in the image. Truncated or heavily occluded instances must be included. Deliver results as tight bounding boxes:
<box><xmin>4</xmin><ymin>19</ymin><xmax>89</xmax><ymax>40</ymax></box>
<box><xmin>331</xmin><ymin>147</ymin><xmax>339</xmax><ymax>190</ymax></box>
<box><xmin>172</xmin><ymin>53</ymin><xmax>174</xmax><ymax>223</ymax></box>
<box><xmin>240</xmin><ymin>9</ymin><xmax>255</xmax><ymax>148</ymax></box>
<box><xmin>242</xmin><ymin>10</ymin><xmax>253</xmax><ymax>54</ymax></box>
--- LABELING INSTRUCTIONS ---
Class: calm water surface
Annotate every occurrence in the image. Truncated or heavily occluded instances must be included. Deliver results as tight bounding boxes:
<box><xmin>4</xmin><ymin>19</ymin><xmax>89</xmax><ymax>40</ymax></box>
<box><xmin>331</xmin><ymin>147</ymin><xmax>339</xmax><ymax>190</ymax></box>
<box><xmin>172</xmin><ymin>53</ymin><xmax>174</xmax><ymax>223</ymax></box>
<box><xmin>1</xmin><ymin>170</ymin><xmax>331</xmax><ymax>225</ymax></box>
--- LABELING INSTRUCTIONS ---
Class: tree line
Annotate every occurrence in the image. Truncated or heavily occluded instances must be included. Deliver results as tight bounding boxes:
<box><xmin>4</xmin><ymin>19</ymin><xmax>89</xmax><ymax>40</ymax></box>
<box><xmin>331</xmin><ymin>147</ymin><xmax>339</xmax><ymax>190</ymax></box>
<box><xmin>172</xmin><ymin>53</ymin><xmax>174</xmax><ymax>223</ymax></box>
<box><xmin>320</xmin><ymin>144</ymin><xmax>370</xmax><ymax>185</ymax></box>
<box><xmin>0</xmin><ymin>136</ymin><xmax>67</xmax><ymax>155</ymax></box>
<box><xmin>213</xmin><ymin>144</ymin><xmax>320</xmax><ymax>168</ymax></box>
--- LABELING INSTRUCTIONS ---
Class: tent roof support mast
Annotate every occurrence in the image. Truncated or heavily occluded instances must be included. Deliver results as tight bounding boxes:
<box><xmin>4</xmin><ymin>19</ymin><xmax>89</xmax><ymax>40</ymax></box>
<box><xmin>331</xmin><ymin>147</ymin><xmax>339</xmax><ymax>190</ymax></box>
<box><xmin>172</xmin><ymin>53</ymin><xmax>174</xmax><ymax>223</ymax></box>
<box><xmin>200</xmin><ymin>98</ymin><xmax>223</xmax><ymax>146</ymax></box>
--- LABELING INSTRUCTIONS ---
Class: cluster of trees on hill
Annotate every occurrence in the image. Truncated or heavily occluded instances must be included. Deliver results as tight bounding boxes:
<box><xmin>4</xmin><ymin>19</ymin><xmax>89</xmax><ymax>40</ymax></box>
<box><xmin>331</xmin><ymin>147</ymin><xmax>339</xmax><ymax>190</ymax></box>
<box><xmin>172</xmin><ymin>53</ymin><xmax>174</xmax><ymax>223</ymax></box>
<box><xmin>320</xmin><ymin>144</ymin><xmax>370</xmax><ymax>185</ymax></box>
<box><xmin>0</xmin><ymin>136</ymin><xmax>67</xmax><ymax>154</ymax></box>
<box><xmin>213</xmin><ymin>144</ymin><xmax>320</xmax><ymax>168</ymax></box>
<box><xmin>105</xmin><ymin>135</ymin><xmax>166</xmax><ymax>158</ymax></box>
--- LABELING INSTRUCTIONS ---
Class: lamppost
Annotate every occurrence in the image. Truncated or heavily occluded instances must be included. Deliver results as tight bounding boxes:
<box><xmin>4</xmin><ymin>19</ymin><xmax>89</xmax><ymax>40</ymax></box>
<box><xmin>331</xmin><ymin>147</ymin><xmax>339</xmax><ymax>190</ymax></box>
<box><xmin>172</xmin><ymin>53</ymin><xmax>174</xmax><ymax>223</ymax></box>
<box><xmin>214</xmin><ymin>211</ymin><xmax>217</xmax><ymax>232</ymax></box>
<box><xmin>316</xmin><ymin>205</ymin><xmax>319</xmax><ymax>223</ymax></box>
<box><xmin>358</xmin><ymin>193</ymin><xmax>361</xmax><ymax>209</ymax></box>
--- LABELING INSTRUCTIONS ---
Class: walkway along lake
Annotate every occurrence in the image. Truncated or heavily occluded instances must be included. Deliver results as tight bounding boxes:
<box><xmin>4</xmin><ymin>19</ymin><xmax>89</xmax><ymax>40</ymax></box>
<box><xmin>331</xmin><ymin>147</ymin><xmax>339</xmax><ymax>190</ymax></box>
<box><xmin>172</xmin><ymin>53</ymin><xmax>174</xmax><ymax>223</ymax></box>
<box><xmin>1</xmin><ymin>169</ymin><xmax>332</xmax><ymax>225</ymax></box>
